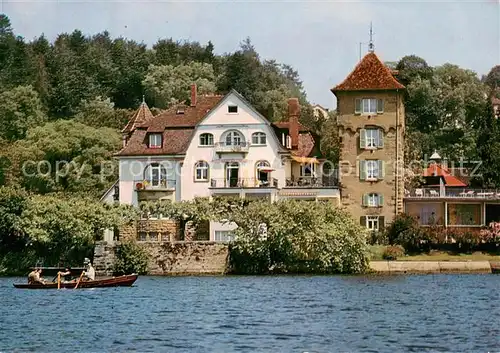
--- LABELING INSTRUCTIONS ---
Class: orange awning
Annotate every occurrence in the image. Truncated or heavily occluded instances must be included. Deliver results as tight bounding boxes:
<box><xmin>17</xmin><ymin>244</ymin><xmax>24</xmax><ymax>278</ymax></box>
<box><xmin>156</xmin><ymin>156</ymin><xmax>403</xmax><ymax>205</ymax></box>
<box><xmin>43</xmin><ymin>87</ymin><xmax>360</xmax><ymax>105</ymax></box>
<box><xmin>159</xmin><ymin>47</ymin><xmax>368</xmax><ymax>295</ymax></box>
<box><xmin>291</xmin><ymin>156</ymin><xmax>320</xmax><ymax>164</ymax></box>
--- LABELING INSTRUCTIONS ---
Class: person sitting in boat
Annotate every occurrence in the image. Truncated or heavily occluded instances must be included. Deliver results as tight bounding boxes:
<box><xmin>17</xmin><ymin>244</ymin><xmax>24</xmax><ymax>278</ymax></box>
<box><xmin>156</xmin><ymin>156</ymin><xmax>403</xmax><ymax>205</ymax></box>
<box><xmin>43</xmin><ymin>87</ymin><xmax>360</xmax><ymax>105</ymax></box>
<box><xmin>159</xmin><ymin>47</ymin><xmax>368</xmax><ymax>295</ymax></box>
<box><xmin>83</xmin><ymin>258</ymin><xmax>95</xmax><ymax>281</ymax></box>
<box><xmin>28</xmin><ymin>268</ymin><xmax>45</xmax><ymax>284</ymax></box>
<box><xmin>58</xmin><ymin>267</ymin><xmax>73</xmax><ymax>283</ymax></box>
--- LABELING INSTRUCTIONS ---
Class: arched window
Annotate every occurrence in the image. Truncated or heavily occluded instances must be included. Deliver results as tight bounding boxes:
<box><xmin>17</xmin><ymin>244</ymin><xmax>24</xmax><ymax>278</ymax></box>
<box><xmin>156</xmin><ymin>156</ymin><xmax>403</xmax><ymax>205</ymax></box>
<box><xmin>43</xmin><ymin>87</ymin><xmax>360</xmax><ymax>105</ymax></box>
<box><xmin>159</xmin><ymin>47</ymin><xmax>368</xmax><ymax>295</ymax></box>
<box><xmin>199</xmin><ymin>133</ymin><xmax>214</xmax><ymax>146</ymax></box>
<box><xmin>143</xmin><ymin>163</ymin><xmax>167</xmax><ymax>187</ymax></box>
<box><xmin>255</xmin><ymin>160</ymin><xmax>271</xmax><ymax>185</ymax></box>
<box><xmin>252</xmin><ymin>132</ymin><xmax>266</xmax><ymax>145</ymax></box>
<box><xmin>223</xmin><ymin>130</ymin><xmax>245</xmax><ymax>146</ymax></box>
<box><xmin>363</xmin><ymin>193</ymin><xmax>383</xmax><ymax>207</ymax></box>
<box><xmin>195</xmin><ymin>161</ymin><xmax>209</xmax><ymax>181</ymax></box>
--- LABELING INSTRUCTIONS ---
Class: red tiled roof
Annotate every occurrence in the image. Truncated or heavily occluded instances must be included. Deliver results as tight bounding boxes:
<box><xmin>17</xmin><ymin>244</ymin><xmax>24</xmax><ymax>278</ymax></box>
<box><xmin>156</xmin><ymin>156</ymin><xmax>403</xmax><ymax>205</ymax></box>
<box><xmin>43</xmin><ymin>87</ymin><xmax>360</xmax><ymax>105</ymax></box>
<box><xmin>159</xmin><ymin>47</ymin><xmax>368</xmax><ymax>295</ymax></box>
<box><xmin>140</xmin><ymin>96</ymin><xmax>223</xmax><ymax>131</ymax></box>
<box><xmin>331</xmin><ymin>52</ymin><xmax>405</xmax><ymax>92</ymax></box>
<box><xmin>424</xmin><ymin>164</ymin><xmax>467</xmax><ymax>187</ymax></box>
<box><xmin>116</xmin><ymin>95</ymin><xmax>223</xmax><ymax>156</ymax></box>
<box><xmin>492</xmin><ymin>97</ymin><xmax>500</xmax><ymax>105</ymax></box>
<box><xmin>122</xmin><ymin>102</ymin><xmax>154</xmax><ymax>134</ymax></box>
<box><xmin>291</xmin><ymin>133</ymin><xmax>316</xmax><ymax>158</ymax></box>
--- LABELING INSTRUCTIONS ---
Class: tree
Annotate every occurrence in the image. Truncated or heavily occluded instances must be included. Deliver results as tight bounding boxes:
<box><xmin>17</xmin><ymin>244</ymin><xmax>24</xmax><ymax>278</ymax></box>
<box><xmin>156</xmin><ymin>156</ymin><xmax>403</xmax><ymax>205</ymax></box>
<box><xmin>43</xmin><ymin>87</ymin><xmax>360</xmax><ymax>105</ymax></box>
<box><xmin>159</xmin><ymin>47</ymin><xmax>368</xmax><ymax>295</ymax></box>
<box><xmin>396</xmin><ymin>55</ymin><xmax>433</xmax><ymax>86</ymax></box>
<box><xmin>227</xmin><ymin>200</ymin><xmax>368</xmax><ymax>274</ymax></box>
<box><xmin>474</xmin><ymin>98</ymin><xmax>500</xmax><ymax>187</ymax></box>
<box><xmin>19</xmin><ymin>195</ymin><xmax>137</xmax><ymax>265</ymax></box>
<box><xmin>484</xmin><ymin>65</ymin><xmax>500</xmax><ymax>90</ymax></box>
<box><xmin>75</xmin><ymin>96</ymin><xmax>131</xmax><ymax>129</ymax></box>
<box><xmin>10</xmin><ymin>120</ymin><xmax>121</xmax><ymax>197</ymax></box>
<box><xmin>0</xmin><ymin>85</ymin><xmax>46</xmax><ymax>141</ymax></box>
<box><xmin>0</xmin><ymin>187</ymin><xmax>28</xmax><ymax>254</ymax></box>
<box><xmin>143</xmin><ymin>62</ymin><xmax>216</xmax><ymax>108</ymax></box>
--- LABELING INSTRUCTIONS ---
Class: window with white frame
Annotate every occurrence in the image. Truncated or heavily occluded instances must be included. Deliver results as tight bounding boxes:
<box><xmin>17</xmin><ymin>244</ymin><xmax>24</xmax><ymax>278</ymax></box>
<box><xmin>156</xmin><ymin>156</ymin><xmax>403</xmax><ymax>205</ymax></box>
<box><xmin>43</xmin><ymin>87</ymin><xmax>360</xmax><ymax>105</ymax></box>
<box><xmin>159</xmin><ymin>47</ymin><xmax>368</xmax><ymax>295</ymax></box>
<box><xmin>144</xmin><ymin>163</ymin><xmax>167</xmax><ymax>187</ymax></box>
<box><xmin>252</xmin><ymin>132</ymin><xmax>266</xmax><ymax>145</ymax></box>
<box><xmin>195</xmin><ymin>161</ymin><xmax>209</xmax><ymax>181</ymax></box>
<box><xmin>366</xmin><ymin>216</ymin><xmax>379</xmax><ymax>231</ymax></box>
<box><xmin>148</xmin><ymin>133</ymin><xmax>162</xmax><ymax>148</ymax></box>
<box><xmin>214</xmin><ymin>231</ymin><xmax>234</xmax><ymax>242</ymax></box>
<box><xmin>364</xmin><ymin>128</ymin><xmax>383</xmax><ymax>148</ymax></box>
<box><xmin>355</xmin><ymin>98</ymin><xmax>384</xmax><ymax>115</ymax></box>
<box><xmin>224</xmin><ymin>130</ymin><xmax>244</xmax><ymax>146</ymax></box>
<box><xmin>367</xmin><ymin>193</ymin><xmax>379</xmax><ymax>207</ymax></box>
<box><xmin>366</xmin><ymin>160</ymin><xmax>379</xmax><ymax>180</ymax></box>
<box><xmin>199</xmin><ymin>133</ymin><xmax>214</xmax><ymax>146</ymax></box>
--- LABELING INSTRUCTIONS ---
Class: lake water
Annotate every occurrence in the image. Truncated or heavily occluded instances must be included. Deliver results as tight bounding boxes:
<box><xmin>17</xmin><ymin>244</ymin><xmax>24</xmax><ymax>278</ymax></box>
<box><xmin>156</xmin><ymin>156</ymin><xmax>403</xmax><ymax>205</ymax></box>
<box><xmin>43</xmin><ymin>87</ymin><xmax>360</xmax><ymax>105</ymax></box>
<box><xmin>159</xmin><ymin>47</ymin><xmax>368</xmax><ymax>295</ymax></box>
<box><xmin>0</xmin><ymin>275</ymin><xmax>499</xmax><ymax>352</ymax></box>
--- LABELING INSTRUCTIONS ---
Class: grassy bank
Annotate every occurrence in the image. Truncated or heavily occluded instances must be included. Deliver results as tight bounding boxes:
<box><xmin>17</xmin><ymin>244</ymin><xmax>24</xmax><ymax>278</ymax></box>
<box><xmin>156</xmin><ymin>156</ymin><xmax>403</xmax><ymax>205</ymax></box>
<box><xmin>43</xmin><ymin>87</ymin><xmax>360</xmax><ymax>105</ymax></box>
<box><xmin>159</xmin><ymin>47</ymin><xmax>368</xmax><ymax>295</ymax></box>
<box><xmin>369</xmin><ymin>245</ymin><xmax>500</xmax><ymax>262</ymax></box>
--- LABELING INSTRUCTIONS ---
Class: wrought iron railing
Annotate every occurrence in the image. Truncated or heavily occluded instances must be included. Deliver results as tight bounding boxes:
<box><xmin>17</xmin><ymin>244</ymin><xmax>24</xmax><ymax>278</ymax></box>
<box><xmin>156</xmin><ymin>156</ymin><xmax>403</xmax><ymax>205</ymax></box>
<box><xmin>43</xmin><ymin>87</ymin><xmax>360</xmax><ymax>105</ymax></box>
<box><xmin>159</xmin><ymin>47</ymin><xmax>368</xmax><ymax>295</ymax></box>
<box><xmin>134</xmin><ymin>178</ymin><xmax>176</xmax><ymax>191</ymax></box>
<box><xmin>284</xmin><ymin>176</ymin><xmax>338</xmax><ymax>188</ymax></box>
<box><xmin>210</xmin><ymin>178</ymin><xmax>278</xmax><ymax>188</ymax></box>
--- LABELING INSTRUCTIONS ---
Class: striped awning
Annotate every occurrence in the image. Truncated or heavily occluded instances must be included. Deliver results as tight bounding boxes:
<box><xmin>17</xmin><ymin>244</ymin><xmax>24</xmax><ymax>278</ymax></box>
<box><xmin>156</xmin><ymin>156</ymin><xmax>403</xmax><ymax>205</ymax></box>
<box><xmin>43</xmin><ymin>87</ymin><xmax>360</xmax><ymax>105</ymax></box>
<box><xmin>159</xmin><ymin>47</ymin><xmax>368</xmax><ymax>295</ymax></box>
<box><xmin>279</xmin><ymin>191</ymin><xmax>318</xmax><ymax>197</ymax></box>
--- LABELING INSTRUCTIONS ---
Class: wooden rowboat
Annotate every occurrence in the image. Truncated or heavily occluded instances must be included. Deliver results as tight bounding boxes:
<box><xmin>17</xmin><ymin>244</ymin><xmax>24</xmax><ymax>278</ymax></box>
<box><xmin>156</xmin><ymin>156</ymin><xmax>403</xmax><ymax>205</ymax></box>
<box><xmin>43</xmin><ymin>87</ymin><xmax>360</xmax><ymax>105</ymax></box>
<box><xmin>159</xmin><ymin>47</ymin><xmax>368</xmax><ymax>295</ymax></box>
<box><xmin>13</xmin><ymin>274</ymin><xmax>138</xmax><ymax>289</ymax></box>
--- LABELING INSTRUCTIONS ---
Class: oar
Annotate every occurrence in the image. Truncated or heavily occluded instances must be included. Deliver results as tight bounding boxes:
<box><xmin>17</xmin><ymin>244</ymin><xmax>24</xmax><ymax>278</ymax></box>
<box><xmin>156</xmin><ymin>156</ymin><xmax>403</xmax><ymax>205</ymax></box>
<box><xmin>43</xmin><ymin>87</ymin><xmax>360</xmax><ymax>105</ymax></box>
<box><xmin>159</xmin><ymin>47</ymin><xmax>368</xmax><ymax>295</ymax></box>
<box><xmin>57</xmin><ymin>272</ymin><xmax>61</xmax><ymax>290</ymax></box>
<box><xmin>74</xmin><ymin>271</ymin><xmax>85</xmax><ymax>289</ymax></box>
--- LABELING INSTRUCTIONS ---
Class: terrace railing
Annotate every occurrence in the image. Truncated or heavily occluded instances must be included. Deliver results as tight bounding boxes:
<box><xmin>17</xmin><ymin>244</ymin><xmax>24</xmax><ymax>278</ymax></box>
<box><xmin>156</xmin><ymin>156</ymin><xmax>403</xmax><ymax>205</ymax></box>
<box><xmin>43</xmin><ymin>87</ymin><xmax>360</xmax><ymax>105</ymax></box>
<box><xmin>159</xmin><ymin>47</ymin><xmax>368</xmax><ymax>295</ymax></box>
<box><xmin>135</xmin><ymin>178</ymin><xmax>176</xmax><ymax>191</ymax></box>
<box><xmin>284</xmin><ymin>176</ymin><xmax>338</xmax><ymax>188</ymax></box>
<box><xmin>210</xmin><ymin>178</ymin><xmax>278</xmax><ymax>188</ymax></box>
<box><xmin>406</xmin><ymin>187</ymin><xmax>500</xmax><ymax>199</ymax></box>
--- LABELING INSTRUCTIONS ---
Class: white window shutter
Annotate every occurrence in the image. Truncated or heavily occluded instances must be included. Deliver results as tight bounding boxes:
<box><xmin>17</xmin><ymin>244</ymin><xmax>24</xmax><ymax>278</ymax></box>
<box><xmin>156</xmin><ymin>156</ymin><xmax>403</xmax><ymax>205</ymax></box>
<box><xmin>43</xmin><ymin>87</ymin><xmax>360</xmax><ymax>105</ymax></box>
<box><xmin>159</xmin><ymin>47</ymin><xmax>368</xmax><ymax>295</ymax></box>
<box><xmin>378</xmin><ymin>160</ymin><xmax>385</xmax><ymax>179</ymax></box>
<box><xmin>378</xmin><ymin>129</ymin><xmax>384</xmax><ymax>148</ymax></box>
<box><xmin>359</xmin><ymin>160</ymin><xmax>366</xmax><ymax>181</ymax></box>
<box><xmin>377</xmin><ymin>99</ymin><xmax>384</xmax><ymax>113</ymax></box>
<box><xmin>378</xmin><ymin>194</ymin><xmax>384</xmax><ymax>206</ymax></box>
<box><xmin>355</xmin><ymin>98</ymin><xmax>362</xmax><ymax>114</ymax></box>
<box><xmin>359</xmin><ymin>129</ymin><xmax>366</xmax><ymax>149</ymax></box>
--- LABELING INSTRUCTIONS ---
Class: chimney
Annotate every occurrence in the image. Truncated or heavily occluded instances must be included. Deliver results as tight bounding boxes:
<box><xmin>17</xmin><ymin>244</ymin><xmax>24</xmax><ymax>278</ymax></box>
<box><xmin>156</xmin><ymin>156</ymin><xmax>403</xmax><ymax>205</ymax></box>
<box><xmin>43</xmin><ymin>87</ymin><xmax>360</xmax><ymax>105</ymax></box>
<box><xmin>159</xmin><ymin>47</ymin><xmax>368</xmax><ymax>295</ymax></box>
<box><xmin>190</xmin><ymin>84</ymin><xmax>197</xmax><ymax>107</ymax></box>
<box><xmin>287</xmin><ymin>98</ymin><xmax>300</xmax><ymax>149</ymax></box>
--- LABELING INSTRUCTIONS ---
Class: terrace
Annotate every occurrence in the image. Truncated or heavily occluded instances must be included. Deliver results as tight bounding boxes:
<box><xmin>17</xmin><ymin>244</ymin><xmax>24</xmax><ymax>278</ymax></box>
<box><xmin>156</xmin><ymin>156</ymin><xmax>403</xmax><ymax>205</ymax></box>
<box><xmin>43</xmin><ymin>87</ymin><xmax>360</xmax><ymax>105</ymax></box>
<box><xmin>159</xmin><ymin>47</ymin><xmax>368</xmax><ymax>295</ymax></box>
<box><xmin>405</xmin><ymin>187</ymin><xmax>500</xmax><ymax>200</ymax></box>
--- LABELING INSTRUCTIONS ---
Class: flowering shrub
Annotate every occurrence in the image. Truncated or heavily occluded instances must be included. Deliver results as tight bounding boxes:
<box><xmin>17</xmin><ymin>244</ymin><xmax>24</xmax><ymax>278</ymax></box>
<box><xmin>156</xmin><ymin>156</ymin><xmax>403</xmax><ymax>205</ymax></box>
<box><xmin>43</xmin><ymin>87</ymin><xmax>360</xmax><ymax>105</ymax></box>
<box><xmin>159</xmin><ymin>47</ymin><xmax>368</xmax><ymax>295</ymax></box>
<box><xmin>382</xmin><ymin>245</ymin><xmax>405</xmax><ymax>260</ymax></box>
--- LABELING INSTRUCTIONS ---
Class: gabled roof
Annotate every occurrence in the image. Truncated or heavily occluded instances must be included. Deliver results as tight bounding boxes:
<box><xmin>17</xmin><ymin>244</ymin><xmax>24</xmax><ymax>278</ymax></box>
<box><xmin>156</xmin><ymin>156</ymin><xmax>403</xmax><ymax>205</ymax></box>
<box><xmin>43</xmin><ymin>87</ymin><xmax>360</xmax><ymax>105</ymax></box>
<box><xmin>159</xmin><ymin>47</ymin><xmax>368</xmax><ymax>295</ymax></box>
<box><xmin>331</xmin><ymin>52</ymin><xmax>405</xmax><ymax>92</ymax></box>
<box><xmin>116</xmin><ymin>95</ymin><xmax>223</xmax><ymax>157</ymax></box>
<box><xmin>424</xmin><ymin>164</ymin><xmax>467</xmax><ymax>187</ymax></box>
<box><xmin>122</xmin><ymin>101</ymin><xmax>154</xmax><ymax>134</ymax></box>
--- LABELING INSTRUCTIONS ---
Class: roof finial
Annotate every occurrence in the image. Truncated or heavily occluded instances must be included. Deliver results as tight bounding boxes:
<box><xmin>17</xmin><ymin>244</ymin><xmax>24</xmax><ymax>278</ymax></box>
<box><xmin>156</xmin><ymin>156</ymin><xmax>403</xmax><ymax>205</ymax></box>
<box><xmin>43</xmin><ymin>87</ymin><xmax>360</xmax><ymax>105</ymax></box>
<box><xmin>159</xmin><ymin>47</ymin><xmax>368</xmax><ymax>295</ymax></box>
<box><xmin>142</xmin><ymin>95</ymin><xmax>145</xmax><ymax>104</ymax></box>
<box><xmin>368</xmin><ymin>22</ymin><xmax>375</xmax><ymax>53</ymax></box>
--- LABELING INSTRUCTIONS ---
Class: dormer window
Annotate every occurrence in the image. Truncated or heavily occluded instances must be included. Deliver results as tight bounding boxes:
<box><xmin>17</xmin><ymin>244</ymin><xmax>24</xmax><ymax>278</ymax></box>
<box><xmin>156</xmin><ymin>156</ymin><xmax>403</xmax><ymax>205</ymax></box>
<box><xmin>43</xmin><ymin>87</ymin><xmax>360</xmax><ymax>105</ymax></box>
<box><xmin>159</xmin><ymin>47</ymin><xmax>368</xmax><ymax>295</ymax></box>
<box><xmin>149</xmin><ymin>133</ymin><xmax>162</xmax><ymax>148</ymax></box>
<box><xmin>228</xmin><ymin>105</ymin><xmax>238</xmax><ymax>114</ymax></box>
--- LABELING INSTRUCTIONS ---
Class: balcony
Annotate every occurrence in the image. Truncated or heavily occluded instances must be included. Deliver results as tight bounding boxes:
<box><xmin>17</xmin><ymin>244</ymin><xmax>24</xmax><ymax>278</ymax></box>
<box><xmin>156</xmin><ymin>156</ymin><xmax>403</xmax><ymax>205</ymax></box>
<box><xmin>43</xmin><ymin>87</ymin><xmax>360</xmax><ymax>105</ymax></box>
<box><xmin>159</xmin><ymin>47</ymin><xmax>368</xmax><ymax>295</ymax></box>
<box><xmin>214</xmin><ymin>142</ymin><xmax>250</xmax><ymax>154</ymax></box>
<box><xmin>284</xmin><ymin>176</ymin><xmax>338</xmax><ymax>188</ymax></box>
<box><xmin>406</xmin><ymin>187</ymin><xmax>500</xmax><ymax>199</ymax></box>
<box><xmin>210</xmin><ymin>178</ymin><xmax>278</xmax><ymax>188</ymax></box>
<box><xmin>135</xmin><ymin>178</ymin><xmax>176</xmax><ymax>191</ymax></box>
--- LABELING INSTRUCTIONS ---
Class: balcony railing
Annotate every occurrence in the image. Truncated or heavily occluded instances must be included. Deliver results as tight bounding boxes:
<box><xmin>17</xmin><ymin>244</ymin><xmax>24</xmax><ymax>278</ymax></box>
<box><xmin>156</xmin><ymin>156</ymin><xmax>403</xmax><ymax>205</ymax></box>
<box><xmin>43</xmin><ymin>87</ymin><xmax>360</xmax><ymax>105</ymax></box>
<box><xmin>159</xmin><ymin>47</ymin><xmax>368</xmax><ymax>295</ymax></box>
<box><xmin>406</xmin><ymin>187</ymin><xmax>500</xmax><ymax>199</ymax></box>
<box><xmin>214</xmin><ymin>142</ymin><xmax>250</xmax><ymax>153</ymax></box>
<box><xmin>135</xmin><ymin>179</ymin><xmax>176</xmax><ymax>191</ymax></box>
<box><xmin>210</xmin><ymin>178</ymin><xmax>278</xmax><ymax>188</ymax></box>
<box><xmin>284</xmin><ymin>176</ymin><xmax>338</xmax><ymax>188</ymax></box>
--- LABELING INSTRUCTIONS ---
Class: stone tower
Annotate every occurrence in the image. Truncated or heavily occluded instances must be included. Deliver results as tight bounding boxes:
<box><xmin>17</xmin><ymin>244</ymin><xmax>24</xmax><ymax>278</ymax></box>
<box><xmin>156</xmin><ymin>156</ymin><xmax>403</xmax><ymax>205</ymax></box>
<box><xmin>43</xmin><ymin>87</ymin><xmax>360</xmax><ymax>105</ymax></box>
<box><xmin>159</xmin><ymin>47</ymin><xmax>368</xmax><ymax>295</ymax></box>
<box><xmin>331</xmin><ymin>52</ymin><xmax>405</xmax><ymax>231</ymax></box>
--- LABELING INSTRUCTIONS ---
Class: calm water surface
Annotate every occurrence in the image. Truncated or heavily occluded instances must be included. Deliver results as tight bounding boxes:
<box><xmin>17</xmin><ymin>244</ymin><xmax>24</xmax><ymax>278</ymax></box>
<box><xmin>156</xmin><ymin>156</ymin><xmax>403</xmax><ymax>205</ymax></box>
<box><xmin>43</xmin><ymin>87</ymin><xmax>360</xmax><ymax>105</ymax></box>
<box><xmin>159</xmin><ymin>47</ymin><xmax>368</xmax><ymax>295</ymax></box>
<box><xmin>0</xmin><ymin>275</ymin><xmax>499</xmax><ymax>352</ymax></box>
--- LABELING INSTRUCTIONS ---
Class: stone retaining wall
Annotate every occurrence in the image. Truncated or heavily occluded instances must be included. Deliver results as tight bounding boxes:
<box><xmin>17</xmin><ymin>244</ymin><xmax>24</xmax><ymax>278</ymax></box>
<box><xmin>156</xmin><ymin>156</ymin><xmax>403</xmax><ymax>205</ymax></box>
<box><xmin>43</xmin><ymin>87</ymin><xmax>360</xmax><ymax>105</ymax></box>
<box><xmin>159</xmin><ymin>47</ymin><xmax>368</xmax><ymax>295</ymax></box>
<box><xmin>93</xmin><ymin>240</ymin><xmax>229</xmax><ymax>276</ymax></box>
<box><xmin>369</xmin><ymin>261</ymin><xmax>493</xmax><ymax>274</ymax></box>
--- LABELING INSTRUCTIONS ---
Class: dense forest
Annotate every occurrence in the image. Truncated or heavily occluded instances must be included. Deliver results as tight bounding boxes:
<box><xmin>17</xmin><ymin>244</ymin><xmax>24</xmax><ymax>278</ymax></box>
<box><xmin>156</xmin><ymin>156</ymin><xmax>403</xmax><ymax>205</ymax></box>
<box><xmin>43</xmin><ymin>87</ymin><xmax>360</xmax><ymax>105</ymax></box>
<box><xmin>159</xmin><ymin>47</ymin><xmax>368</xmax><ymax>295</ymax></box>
<box><xmin>0</xmin><ymin>12</ymin><xmax>499</xmax><ymax>272</ymax></box>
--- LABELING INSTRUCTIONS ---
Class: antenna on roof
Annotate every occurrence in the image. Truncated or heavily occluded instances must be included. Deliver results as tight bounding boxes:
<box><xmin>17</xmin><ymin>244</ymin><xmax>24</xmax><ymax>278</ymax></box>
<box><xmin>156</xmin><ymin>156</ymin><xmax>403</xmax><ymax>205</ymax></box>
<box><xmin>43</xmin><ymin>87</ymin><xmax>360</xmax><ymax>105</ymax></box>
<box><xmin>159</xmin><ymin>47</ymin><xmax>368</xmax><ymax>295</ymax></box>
<box><xmin>368</xmin><ymin>22</ymin><xmax>375</xmax><ymax>53</ymax></box>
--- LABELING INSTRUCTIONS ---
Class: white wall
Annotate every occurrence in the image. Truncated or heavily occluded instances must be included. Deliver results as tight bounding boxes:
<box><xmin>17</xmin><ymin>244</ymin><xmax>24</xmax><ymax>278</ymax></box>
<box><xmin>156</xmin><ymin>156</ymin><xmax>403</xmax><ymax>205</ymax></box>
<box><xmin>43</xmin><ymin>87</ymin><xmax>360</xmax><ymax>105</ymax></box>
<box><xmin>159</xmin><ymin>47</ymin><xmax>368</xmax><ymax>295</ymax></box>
<box><xmin>181</xmin><ymin>93</ymin><xmax>287</xmax><ymax>200</ymax></box>
<box><xmin>118</xmin><ymin>157</ymin><xmax>183</xmax><ymax>206</ymax></box>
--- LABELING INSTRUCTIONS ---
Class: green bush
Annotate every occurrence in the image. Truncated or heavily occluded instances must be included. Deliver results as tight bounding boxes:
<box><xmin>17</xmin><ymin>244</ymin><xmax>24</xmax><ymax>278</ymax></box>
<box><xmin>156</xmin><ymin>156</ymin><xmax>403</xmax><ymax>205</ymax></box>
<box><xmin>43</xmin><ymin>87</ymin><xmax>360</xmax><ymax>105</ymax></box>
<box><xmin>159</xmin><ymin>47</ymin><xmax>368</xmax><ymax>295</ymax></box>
<box><xmin>382</xmin><ymin>245</ymin><xmax>405</xmax><ymax>260</ymax></box>
<box><xmin>113</xmin><ymin>242</ymin><xmax>149</xmax><ymax>275</ymax></box>
<box><xmin>227</xmin><ymin>200</ymin><xmax>369</xmax><ymax>274</ymax></box>
<box><xmin>385</xmin><ymin>213</ymin><xmax>429</xmax><ymax>253</ymax></box>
